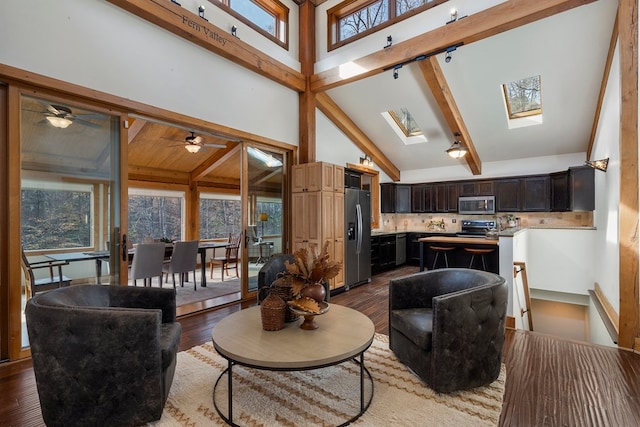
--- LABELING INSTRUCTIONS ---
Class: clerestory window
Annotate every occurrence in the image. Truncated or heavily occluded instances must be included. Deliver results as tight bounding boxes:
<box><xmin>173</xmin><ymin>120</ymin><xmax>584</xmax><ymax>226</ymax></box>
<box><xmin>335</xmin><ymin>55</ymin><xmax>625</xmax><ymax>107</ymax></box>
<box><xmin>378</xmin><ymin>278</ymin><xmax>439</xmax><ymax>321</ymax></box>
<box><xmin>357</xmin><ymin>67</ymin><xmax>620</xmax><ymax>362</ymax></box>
<box><xmin>328</xmin><ymin>0</ymin><xmax>447</xmax><ymax>51</ymax></box>
<box><xmin>211</xmin><ymin>0</ymin><xmax>289</xmax><ymax>49</ymax></box>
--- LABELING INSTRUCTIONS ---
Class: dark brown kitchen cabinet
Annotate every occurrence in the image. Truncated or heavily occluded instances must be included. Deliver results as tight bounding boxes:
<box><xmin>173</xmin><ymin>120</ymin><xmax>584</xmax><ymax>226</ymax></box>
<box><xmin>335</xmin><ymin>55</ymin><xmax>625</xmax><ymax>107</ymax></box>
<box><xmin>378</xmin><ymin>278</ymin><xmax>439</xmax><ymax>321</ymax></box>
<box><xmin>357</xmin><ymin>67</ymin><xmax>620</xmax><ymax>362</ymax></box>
<box><xmin>521</xmin><ymin>175</ymin><xmax>550</xmax><ymax>211</ymax></box>
<box><xmin>434</xmin><ymin>183</ymin><xmax>458</xmax><ymax>212</ymax></box>
<box><xmin>458</xmin><ymin>180</ymin><xmax>494</xmax><ymax>197</ymax></box>
<box><xmin>411</xmin><ymin>184</ymin><xmax>433</xmax><ymax>213</ymax></box>
<box><xmin>495</xmin><ymin>179</ymin><xmax>521</xmax><ymax>212</ymax></box>
<box><xmin>381</xmin><ymin>183</ymin><xmax>411</xmax><ymax>213</ymax></box>
<box><xmin>551</xmin><ymin>166</ymin><xmax>594</xmax><ymax>211</ymax></box>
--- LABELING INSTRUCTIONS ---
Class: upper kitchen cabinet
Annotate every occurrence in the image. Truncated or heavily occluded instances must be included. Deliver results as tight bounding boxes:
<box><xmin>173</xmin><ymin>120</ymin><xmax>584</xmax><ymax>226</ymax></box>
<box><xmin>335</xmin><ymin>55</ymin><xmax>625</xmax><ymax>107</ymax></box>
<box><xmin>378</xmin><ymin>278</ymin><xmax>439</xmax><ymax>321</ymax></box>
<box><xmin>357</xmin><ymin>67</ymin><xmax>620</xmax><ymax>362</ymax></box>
<box><xmin>495</xmin><ymin>179</ymin><xmax>521</xmax><ymax>212</ymax></box>
<box><xmin>411</xmin><ymin>184</ymin><xmax>432</xmax><ymax>213</ymax></box>
<box><xmin>551</xmin><ymin>166</ymin><xmax>595</xmax><ymax>211</ymax></box>
<box><xmin>496</xmin><ymin>176</ymin><xmax>549</xmax><ymax>212</ymax></box>
<box><xmin>381</xmin><ymin>183</ymin><xmax>411</xmax><ymax>213</ymax></box>
<box><xmin>521</xmin><ymin>175</ymin><xmax>550</xmax><ymax>211</ymax></box>
<box><xmin>458</xmin><ymin>180</ymin><xmax>494</xmax><ymax>197</ymax></box>
<box><xmin>292</xmin><ymin>162</ymin><xmax>344</xmax><ymax>193</ymax></box>
<box><xmin>434</xmin><ymin>183</ymin><xmax>458</xmax><ymax>212</ymax></box>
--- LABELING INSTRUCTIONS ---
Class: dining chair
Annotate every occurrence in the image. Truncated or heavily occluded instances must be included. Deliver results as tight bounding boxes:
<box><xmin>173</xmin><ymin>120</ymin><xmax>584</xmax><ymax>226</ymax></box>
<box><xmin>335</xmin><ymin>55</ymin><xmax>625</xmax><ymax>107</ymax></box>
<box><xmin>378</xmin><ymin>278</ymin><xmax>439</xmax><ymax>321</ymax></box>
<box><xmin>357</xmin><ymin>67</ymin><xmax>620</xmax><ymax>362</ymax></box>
<box><xmin>209</xmin><ymin>232</ymin><xmax>242</xmax><ymax>281</ymax></box>
<box><xmin>20</xmin><ymin>247</ymin><xmax>71</xmax><ymax>299</ymax></box>
<box><xmin>162</xmin><ymin>240</ymin><xmax>199</xmax><ymax>290</ymax></box>
<box><xmin>129</xmin><ymin>242</ymin><xmax>166</xmax><ymax>287</ymax></box>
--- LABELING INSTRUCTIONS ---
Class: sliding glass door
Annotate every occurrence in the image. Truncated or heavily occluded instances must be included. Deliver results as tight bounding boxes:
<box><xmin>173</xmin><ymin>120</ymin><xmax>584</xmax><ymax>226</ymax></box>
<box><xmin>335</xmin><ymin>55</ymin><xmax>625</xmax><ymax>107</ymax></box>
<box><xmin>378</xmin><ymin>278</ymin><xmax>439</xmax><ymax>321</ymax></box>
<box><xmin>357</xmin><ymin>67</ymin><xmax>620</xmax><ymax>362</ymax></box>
<box><xmin>243</xmin><ymin>144</ymin><xmax>289</xmax><ymax>300</ymax></box>
<box><xmin>11</xmin><ymin>92</ymin><xmax>124</xmax><ymax>358</ymax></box>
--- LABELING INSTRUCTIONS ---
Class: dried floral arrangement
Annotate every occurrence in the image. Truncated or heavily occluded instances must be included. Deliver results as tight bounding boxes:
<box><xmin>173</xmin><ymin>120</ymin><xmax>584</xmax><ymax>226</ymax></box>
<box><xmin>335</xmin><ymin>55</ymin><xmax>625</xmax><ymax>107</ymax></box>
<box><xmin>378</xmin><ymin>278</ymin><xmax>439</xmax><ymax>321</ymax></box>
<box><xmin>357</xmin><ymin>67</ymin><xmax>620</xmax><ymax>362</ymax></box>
<box><xmin>272</xmin><ymin>241</ymin><xmax>342</xmax><ymax>298</ymax></box>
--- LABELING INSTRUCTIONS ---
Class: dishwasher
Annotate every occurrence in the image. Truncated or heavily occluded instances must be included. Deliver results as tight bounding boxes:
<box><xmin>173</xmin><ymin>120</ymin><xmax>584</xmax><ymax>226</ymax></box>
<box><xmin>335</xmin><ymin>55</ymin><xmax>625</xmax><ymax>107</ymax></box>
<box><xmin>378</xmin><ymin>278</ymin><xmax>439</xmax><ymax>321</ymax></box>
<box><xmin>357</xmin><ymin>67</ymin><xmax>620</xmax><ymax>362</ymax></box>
<box><xmin>395</xmin><ymin>233</ymin><xmax>406</xmax><ymax>265</ymax></box>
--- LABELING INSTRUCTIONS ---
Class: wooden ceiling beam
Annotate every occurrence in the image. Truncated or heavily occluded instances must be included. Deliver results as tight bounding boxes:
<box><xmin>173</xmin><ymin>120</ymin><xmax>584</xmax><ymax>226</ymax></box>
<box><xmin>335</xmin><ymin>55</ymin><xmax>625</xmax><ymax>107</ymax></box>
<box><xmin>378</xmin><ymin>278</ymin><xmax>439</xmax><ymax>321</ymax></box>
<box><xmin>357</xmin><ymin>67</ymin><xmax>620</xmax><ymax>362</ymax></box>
<box><xmin>419</xmin><ymin>57</ymin><xmax>481</xmax><ymax>175</ymax></box>
<box><xmin>316</xmin><ymin>92</ymin><xmax>400</xmax><ymax>181</ymax></box>
<box><xmin>191</xmin><ymin>144</ymin><xmax>241</xmax><ymax>181</ymax></box>
<box><xmin>106</xmin><ymin>0</ymin><xmax>305</xmax><ymax>92</ymax></box>
<box><xmin>310</xmin><ymin>0</ymin><xmax>597</xmax><ymax>92</ymax></box>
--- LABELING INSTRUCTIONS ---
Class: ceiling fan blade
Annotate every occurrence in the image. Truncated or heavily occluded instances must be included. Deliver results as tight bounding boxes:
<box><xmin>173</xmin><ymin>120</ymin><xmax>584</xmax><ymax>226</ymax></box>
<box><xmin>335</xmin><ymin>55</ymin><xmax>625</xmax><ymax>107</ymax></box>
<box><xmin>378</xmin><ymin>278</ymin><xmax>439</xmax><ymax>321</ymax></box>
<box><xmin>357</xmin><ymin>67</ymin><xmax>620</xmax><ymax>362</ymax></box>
<box><xmin>202</xmin><ymin>143</ymin><xmax>227</xmax><ymax>149</ymax></box>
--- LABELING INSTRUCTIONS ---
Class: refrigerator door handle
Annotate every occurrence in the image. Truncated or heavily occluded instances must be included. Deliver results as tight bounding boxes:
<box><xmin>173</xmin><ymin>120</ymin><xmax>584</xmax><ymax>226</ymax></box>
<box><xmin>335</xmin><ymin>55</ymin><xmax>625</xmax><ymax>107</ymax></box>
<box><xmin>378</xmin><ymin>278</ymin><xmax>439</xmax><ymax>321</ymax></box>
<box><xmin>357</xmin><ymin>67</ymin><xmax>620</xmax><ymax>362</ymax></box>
<box><xmin>356</xmin><ymin>203</ymin><xmax>362</xmax><ymax>255</ymax></box>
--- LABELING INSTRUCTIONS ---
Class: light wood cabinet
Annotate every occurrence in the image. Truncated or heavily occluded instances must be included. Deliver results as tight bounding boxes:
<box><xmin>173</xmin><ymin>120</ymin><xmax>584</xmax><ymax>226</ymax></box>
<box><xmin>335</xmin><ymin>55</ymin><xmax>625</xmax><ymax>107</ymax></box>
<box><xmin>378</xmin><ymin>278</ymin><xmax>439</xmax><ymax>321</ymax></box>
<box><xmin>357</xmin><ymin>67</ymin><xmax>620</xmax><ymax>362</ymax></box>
<box><xmin>292</xmin><ymin>162</ymin><xmax>344</xmax><ymax>193</ymax></box>
<box><xmin>292</xmin><ymin>162</ymin><xmax>345</xmax><ymax>290</ymax></box>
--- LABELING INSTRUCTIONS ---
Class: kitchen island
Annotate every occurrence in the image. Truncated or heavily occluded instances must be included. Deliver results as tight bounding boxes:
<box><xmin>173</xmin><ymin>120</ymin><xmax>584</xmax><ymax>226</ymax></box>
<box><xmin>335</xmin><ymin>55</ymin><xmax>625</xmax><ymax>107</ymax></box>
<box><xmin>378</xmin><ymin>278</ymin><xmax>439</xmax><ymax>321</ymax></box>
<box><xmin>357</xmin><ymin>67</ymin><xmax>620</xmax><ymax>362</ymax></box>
<box><xmin>418</xmin><ymin>235</ymin><xmax>499</xmax><ymax>273</ymax></box>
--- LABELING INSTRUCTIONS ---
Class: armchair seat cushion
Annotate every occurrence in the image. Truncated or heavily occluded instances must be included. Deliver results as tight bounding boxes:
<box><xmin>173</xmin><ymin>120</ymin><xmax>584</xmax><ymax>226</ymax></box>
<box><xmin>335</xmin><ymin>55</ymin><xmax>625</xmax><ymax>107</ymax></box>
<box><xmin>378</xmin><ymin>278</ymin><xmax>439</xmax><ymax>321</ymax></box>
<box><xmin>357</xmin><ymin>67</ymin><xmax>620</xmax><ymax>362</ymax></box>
<box><xmin>161</xmin><ymin>323</ymin><xmax>182</xmax><ymax>370</ymax></box>
<box><xmin>390</xmin><ymin>308</ymin><xmax>433</xmax><ymax>351</ymax></box>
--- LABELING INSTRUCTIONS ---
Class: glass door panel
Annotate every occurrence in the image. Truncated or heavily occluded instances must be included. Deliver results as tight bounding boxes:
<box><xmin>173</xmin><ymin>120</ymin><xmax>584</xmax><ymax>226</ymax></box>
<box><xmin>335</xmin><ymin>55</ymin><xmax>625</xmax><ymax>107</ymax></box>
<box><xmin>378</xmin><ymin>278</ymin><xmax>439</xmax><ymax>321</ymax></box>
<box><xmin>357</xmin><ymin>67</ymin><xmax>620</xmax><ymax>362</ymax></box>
<box><xmin>244</xmin><ymin>145</ymin><xmax>287</xmax><ymax>299</ymax></box>
<box><xmin>19</xmin><ymin>94</ymin><xmax>122</xmax><ymax>350</ymax></box>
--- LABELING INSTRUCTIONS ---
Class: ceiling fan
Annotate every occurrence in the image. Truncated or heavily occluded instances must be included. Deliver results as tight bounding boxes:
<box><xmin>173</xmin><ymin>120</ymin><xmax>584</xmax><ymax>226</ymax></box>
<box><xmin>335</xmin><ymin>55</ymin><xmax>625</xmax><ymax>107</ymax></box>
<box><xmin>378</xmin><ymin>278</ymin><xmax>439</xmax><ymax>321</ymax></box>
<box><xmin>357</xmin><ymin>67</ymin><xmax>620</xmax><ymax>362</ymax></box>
<box><xmin>35</xmin><ymin>103</ymin><xmax>105</xmax><ymax>129</ymax></box>
<box><xmin>166</xmin><ymin>131</ymin><xmax>227</xmax><ymax>153</ymax></box>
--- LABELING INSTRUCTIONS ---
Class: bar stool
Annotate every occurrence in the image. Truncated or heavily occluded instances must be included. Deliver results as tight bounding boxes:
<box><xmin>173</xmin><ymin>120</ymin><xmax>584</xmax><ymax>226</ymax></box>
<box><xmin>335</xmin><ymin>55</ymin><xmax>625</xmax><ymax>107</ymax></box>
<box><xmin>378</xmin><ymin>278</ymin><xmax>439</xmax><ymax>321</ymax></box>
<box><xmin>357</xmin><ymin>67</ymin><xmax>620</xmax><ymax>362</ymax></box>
<box><xmin>464</xmin><ymin>248</ymin><xmax>495</xmax><ymax>271</ymax></box>
<box><xmin>430</xmin><ymin>246</ymin><xmax>456</xmax><ymax>270</ymax></box>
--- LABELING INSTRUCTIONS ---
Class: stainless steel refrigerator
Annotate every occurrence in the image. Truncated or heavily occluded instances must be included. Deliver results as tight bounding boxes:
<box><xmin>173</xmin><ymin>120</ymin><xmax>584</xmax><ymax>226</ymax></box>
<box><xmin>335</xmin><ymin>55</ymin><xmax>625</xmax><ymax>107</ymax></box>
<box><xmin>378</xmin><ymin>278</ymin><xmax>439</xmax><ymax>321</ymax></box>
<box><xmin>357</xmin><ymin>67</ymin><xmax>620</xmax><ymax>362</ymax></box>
<box><xmin>344</xmin><ymin>188</ymin><xmax>371</xmax><ymax>289</ymax></box>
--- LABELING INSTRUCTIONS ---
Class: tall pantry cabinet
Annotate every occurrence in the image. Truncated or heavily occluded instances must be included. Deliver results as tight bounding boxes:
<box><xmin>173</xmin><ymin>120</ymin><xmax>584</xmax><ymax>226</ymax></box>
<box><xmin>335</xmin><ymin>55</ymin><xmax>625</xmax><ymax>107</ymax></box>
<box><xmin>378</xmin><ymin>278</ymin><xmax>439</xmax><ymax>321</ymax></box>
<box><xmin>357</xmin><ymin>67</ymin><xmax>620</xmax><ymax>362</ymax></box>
<box><xmin>292</xmin><ymin>162</ymin><xmax>345</xmax><ymax>290</ymax></box>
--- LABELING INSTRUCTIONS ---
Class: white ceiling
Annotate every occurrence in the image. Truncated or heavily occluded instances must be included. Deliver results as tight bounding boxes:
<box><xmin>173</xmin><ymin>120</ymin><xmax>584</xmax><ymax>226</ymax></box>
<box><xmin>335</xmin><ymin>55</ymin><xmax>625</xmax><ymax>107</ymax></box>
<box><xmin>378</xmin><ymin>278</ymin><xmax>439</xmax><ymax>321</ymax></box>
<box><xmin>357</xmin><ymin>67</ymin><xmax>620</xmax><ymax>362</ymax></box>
<box><xmin>326</xmin><ymin>0</ymin><xmax>618</xmax><ymax>175</ymax></box>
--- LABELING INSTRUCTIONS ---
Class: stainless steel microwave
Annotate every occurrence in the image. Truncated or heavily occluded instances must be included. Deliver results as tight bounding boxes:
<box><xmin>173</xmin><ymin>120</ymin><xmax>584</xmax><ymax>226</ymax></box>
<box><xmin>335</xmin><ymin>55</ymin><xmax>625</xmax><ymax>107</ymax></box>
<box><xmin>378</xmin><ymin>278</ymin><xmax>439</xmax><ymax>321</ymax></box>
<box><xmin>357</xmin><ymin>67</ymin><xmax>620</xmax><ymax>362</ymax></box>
<box><xmin>458</xmin><ymin>196</ymin><xmax>495</xmax><ymax>214</ymax></box>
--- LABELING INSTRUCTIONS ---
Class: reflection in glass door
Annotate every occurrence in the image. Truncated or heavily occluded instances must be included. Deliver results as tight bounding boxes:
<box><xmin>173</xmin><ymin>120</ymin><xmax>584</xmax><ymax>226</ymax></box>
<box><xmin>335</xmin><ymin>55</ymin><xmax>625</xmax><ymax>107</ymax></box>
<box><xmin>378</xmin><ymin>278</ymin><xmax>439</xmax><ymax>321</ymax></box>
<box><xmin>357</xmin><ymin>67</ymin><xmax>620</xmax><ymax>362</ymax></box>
<box><xmin>18</xmin><ymin>94</ymin><xmax>122</xmax><ymax>351</ymax></box>
<box><xmin>244</xmin><ymin>145</ymin><xmax>287</xmax><ymax>299</ymax></box>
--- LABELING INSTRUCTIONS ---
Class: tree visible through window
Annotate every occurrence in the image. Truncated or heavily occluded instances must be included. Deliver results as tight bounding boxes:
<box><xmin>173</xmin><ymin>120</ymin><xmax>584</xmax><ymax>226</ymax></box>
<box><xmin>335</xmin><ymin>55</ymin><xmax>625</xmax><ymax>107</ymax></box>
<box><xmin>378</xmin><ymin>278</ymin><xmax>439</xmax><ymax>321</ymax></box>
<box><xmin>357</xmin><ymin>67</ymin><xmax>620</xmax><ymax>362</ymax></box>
<box><xmin>211</xmin><ymin>0</ymin><xmax>289</xmax><ymax>48</ymax></box>
<box><xmin>329</xmin><ymin>0</ymin><xmax>445</xmax><ymax>49</ymax></box>
<box><xmin>200</xmin><ymin>197</ymin><xmax>242</xmax><ymax>239</ymax></box>
<box><xmin>256</xmin><ymin>200</ymin><xmax>282</xmax><ymax>236</ymax></box>
<box><xmin>21</xmin><ymin>188</ymin><xmax>92</xmax><ymax>250</ymax></box>
<box><xmin>503</xmin><ymin>75</ymin><xmax>542</xmax><ymax>119</ymax></box>
<box><xmin>128</xmin><ymin>194</ymin><xmax>182</xmax><ymax>243</ymax></box>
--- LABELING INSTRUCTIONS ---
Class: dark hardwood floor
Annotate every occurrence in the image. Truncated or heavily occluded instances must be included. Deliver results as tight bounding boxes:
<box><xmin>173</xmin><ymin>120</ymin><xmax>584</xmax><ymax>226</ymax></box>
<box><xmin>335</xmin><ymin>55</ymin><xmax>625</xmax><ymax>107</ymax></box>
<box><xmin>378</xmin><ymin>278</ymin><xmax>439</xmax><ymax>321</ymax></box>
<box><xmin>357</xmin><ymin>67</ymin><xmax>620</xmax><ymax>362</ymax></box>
<box><xmin>3</xmin><ymin>265</ymin><xmax>640</xmax><ymax>426</ymax></box>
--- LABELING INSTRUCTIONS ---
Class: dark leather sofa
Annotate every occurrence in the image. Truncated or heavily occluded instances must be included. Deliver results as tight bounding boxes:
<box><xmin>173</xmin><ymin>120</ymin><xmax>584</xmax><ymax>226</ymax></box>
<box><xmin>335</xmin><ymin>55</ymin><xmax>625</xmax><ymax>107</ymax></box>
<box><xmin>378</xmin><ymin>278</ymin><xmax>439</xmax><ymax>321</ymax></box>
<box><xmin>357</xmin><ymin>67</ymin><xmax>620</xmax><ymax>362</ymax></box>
<box><xmin>389</xmin><ymin>268</ymin><xmax>507</xmax><ymax>393</ymax></box>
<box><xmin>25</xmin><ymin>284</ymin><xmax>182</xmax><ymax>426</ymax></box>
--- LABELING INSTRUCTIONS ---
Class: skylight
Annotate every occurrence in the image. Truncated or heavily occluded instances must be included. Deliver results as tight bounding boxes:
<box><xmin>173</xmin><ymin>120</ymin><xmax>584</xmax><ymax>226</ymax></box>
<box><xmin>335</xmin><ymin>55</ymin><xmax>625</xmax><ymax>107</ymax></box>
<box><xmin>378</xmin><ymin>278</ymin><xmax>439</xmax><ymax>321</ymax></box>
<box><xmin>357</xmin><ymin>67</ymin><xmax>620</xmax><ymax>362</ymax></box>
<box><xmin>502</xmin><ymin>75</ymin><xmax>543</xmax><ymax>129</ymax></box>
<box><xmin>382</xmin><ymin>108</ymin><xmax>427</xmax><ymax>145</ymax></box>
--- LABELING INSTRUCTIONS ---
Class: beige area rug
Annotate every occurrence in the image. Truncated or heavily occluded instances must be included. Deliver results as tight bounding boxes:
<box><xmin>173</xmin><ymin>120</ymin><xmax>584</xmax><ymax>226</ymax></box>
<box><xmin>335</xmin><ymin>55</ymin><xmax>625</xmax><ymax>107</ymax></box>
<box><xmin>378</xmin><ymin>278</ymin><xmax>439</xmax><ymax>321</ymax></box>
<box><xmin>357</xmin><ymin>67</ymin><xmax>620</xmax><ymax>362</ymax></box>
<box><xmin>150</xmin><ymin>334</ymin><xmax>505</xmax><ymax>426</ymax></box>
<box><xmin>173</xmin><ymin>280</ymin><xmax>240</xmax><ymax>306</ymax></box>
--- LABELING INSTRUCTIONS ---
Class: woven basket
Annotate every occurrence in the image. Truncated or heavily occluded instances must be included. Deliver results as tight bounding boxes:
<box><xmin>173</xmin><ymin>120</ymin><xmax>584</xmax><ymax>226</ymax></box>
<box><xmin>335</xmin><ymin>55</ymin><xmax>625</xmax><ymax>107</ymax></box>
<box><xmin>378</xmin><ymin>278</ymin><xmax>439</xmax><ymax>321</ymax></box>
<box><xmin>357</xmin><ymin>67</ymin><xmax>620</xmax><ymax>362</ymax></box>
<box><xmin>261</xmin><ymin>289</ymin><xmax>285</xmax><ymax>331</ymax></box>
<box><xmin>272</xmin><ymin>283</ymin><xmax>299</xmax><ymax>323</ymax></box>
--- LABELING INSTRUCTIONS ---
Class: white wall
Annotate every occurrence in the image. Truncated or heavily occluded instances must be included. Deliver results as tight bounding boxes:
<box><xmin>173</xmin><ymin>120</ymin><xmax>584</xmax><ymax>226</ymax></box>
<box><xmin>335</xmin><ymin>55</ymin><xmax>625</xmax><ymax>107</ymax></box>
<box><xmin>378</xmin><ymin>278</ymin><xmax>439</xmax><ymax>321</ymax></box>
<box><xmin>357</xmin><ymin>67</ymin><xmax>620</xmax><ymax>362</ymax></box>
<box><xmin>0</xmin><ymin>0</ymin><xmax>300</xmax><ymax>146</ymax></box>
<box><xmin>591</xmin><ymin>42</ymin><xmax>621</xmax><ymax>313</ymax></box>
<box><xmin>399</xmin><ymin>152</ymin><xmax>587</xmax><ymax>184</ymax></box>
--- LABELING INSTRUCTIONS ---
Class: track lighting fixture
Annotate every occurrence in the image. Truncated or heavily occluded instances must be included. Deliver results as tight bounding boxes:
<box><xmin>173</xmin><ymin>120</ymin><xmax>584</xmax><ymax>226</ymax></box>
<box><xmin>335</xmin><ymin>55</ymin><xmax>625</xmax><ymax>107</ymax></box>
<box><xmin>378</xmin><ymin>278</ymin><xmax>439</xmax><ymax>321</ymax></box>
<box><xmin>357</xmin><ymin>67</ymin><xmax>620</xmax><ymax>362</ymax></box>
<box><xmin>447</xmin><ymin>8</ymin><xmax>458</xmax><ymax>24</ymax></box>
<box><xmin>444</xmin><ymin>46</ymin><xmax>457</xmax><ymax>63</ymax></box>
<box><xmin>446</xmin><ymin>133</ymin><xmax>468</xmax><ymax>159</ymax></box>
<box><xmin>384</xmin><ymin>43</ymin><xmax>464</xmax><ymax>75</ymax></box>
<box><xmin>384</xmin><ymin>35</ymin><xmax>393</xmax><ymax>49</ymax></box>
<box><xmin>170</xmin><ymin>0</ymin><xmax>181</xmax><ymax>6</ymax></box>
<box><xmin>231</xmin><ymin>25</ymin><xmax>238</xmax><ymax>38</ymax></box>
<box><xmin>393</xmin><ymin>64</ymin><xmax>402</xmax><ymax>80</ymax></box>
<box><xmin>584</xmin><ymin>158</ymin><xmax>609</xmax><ymax>172</ymax></box>
<box><xmin>198</xmin><ymin>5</ymin><xmax>207</xmax><ymax>21</ymax></box>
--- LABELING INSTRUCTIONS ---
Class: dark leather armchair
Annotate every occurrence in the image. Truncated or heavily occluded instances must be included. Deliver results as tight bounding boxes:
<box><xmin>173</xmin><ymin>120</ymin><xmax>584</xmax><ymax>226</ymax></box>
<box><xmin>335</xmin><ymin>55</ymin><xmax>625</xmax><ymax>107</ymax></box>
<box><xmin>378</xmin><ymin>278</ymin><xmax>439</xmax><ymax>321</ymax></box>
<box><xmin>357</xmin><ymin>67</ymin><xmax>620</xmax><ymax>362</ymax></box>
<box><xmin>257</xmin><ymin>253</ymin><xmax>294</xmax><ymax>304</ymax></box>
<box><xmin>257</xmin><ymin>253</ymin><xmax>330</xmax><ymax>304</ymax></box>
<box><xmin>389</xmin><ymin>268</ymin><xmax>507</xmax><ymax>393</ymax></box>
<box><xmin>25</xmin><ymin>285</ymin><xmax>182</xmax><ymax>426</ymax></box>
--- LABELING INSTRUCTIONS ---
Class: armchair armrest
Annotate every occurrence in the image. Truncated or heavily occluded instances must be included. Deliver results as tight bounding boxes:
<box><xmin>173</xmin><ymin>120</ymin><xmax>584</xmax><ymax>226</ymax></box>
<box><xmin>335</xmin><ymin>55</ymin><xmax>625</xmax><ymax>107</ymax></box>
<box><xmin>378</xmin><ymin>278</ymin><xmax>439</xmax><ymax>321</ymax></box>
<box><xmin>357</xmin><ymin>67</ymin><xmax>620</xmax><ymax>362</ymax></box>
<box><xmin>108</xmin><ymin>286</ymin><xmax>176</xmax><ymax>323</ymax></box>
<box><xmin>429</xmin><ymin>282</ymin><xmax>507</xmax><ymax>391</ymax></box>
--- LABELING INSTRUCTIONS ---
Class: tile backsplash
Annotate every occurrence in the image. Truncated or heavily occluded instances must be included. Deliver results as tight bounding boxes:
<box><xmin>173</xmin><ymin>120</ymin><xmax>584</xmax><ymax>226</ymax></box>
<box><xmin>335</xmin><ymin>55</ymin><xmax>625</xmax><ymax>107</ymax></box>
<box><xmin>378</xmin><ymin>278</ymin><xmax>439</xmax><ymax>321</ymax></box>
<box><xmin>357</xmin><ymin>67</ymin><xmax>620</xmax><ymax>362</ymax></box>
<box><xmin>377</xmin><ymin>211</ymin><xmax>593</xmax><ymax>233</ymax></box>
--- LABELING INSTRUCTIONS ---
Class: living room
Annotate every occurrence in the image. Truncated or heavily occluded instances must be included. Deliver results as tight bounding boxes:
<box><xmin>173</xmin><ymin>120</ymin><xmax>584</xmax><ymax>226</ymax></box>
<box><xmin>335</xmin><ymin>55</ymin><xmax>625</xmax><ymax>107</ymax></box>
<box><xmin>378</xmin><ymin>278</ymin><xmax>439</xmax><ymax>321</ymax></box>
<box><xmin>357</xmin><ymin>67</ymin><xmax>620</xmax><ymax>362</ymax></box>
<box><xmin>1</xmin><ymin>0</ymin><xmax>639</xmax><ymax>425</ymax></box>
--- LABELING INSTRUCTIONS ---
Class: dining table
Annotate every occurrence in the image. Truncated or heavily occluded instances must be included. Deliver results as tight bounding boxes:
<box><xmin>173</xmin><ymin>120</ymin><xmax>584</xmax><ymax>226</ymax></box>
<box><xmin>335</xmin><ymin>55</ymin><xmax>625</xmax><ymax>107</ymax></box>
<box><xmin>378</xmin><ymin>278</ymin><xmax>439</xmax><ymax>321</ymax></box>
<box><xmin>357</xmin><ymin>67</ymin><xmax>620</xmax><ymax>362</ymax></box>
<box><xmin>48</xmin><ymin>241</ymin><xmax>230</xmax><ymax>287</ymax></box>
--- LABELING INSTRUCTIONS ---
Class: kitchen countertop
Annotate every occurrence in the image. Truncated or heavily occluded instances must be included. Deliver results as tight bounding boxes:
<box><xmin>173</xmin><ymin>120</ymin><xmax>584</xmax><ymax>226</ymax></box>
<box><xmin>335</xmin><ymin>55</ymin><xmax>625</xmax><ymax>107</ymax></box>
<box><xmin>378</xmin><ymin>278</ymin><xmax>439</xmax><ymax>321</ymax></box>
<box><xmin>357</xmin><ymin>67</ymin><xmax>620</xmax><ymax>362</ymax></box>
<box><xmin>418</xmin><ymin>236</ymin><xmax>499</xmax><ymax>245</ymax></box>
<box><xmin>371</xmin><ymin>230</ymin><xmax>455</xmax><ymax>236</ymax></box>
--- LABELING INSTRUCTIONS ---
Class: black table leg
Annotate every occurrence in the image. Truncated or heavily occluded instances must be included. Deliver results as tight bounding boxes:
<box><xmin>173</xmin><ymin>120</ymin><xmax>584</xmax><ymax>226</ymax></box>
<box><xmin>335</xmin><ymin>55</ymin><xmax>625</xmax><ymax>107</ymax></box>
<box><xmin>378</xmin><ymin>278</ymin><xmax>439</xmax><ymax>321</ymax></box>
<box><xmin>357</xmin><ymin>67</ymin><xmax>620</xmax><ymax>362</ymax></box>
<box><xmin>419</xmin><ymin>241</ymin><xmax>425</xmax><ymax>271</ymax></box>
<box><xmin>199</xmin><ymin>248</ymin><xmax>207</xmax><ymax>287</ymax></box>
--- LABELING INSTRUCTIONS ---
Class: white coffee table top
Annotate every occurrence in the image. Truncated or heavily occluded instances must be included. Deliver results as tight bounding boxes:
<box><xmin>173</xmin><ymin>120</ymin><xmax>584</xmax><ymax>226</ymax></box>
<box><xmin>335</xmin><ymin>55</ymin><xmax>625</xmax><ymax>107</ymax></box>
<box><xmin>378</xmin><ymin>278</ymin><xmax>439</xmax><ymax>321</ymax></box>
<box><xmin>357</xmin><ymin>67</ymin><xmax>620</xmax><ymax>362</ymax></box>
<box><xmin>211</xmin><ymin>304</ymin><xmax>375</xmax><ymax>370</ymax></box>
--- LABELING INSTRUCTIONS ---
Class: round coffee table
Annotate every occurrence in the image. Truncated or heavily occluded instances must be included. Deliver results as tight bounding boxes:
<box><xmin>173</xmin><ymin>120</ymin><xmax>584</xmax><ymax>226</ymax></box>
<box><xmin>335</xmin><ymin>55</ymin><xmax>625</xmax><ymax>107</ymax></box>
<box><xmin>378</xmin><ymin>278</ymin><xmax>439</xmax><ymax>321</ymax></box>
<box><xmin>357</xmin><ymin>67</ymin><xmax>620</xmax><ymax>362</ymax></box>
<box><xmin>211</xmin><ymin>304</ymin><xmax>375</xmax><ymax>426</ymax></box>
